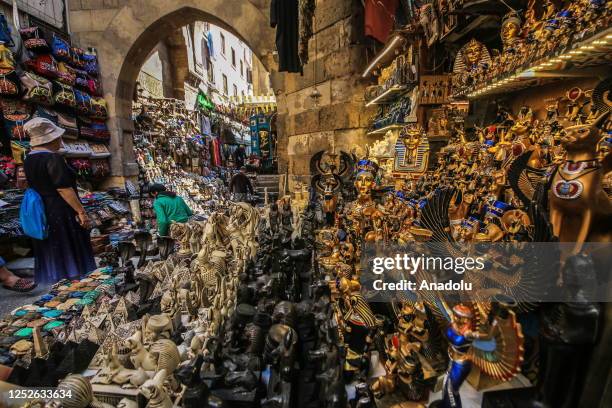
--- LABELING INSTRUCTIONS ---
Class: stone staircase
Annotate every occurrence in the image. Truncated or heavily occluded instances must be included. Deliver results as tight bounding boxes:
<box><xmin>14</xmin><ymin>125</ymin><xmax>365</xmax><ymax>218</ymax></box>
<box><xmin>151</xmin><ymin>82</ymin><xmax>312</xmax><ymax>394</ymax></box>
<box><xmin>254</xmin><ymin>174</ymin><xmax>280</xmax><ymax>204</ymax></box>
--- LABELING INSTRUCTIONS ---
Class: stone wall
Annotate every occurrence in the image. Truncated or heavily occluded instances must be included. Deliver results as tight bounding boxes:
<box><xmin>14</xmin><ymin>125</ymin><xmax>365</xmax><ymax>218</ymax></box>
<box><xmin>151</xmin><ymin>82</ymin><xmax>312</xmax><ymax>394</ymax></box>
<box><xmin>68</xmin><ymin>0</ymin><xmax>375</xmax><ymax>187</ymax></box>
<box><xmin>68</xmin><ymin>0</ymin><xmax>276</xmax><ymax>185</ymax></box>
<box><xmin>273</xmin><ymin>0</ymin><xmax>376</xmax><ymax>188</ymax></box>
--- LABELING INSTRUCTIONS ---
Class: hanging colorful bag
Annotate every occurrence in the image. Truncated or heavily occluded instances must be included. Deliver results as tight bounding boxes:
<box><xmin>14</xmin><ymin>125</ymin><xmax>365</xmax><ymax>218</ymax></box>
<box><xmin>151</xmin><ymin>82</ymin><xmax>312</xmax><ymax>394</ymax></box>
<box><xmin>53</xmin><ymin>81</ymin><xmax>76</xmax><ymax>108</ymax></box>
<box><xmin>24</xmin><ymin>54</ymin><xmax>59</xmax><ymax>79</ymax></box>
<box><xmin>89</xmin><ymin>97</ymin><xmax>108</xmax><ymax>119</ymax></box>
<box><xmin>56</xmin><ymin>62</ymin><xmax>76</xmax><ymax>86</ymax></box>
<box><xmin>83</xmin><ymin>49</ymin><xmax>99</xmax><ymax>77</ymax></box>
<box><xmin>0</xmin><ymin>155</ymin><xmax>16</xmax><ymax>178</ymax></box>
<box><xmin>20</xmin><ymin>72</ymin><xmax>53</xmax><ymax>105</ymax></box>
<box><xmin>20</xmin><ymin>188</ymin><xmax>48</xmax><ymax>240</ymax></box>
<box><xmin>51</xmin><ymin>35</ymin><xmax>70</xmax><ymax>62</ymax></box>
<box><xmin>0</xmin><ymin>70</ymin><xmax>19</xmax><ymax>97</ymax></box>
<box><xmin>2</xmin><ymin>100</ymin><xmax>31</xmax><ymax>140</ymax></box>
<box><xmin>33</xmin><ymin>106</ymin><xmax>58</xmax><ymax>124</ymax></box>
<box><xmin>19</xmin><ymin>27</ymin><xmax>49</xmax><ymax>53</ymax></box>
<box><xmin>0</xmin><ymin>43</ymin><xmax>18</xmax><ymax>97</ymax></box>
<box><xmin>11</xmin><ymin>141</ymin><xmax>28</xmax><ymax>165</ymax></box>
<box><xmin>74</xmin><ymin>89</ymin><xmax>92</xmax><ymax>116</ymax></box>
<box><xmin>87</xmin><ymin>78</ymin><xmax>102</xmax><ymax>96</ymax></box>
<box><xmin>57</xmin><ymin>112</ymin><xmax>78</xmax><ymax>140</ymax></box>
<box><xmin>74</xmin><ymin>68</ymin><xmax>89</xmax><ymax>91</ymax></box>
<box><xmin>70</xmin><ymin>47</ymin><xmax>86</xmax><ymax>69</ymax></box>
<box><xmin>0</xmin><ymin>14</ymin><xmax>14</xmax><ymax>47</ymax></box>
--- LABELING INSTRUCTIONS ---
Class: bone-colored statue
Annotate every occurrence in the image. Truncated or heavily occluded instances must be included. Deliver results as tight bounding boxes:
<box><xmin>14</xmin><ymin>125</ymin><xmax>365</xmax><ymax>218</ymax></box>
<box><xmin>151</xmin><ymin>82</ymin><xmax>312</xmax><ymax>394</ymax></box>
<box><xmin>93</xmin><ymin>343</ymin><xmax>149</xmax><ymax>387</ymax></box>
<box><xmin>140</xmin><ymin>369</ymin><xmax>173</xmax><ymax>408</ymax></box>
<box><xmin>169</xmin><ymin>222</ymin><xmax>192</xmax><ymax>256</ymax></box>
<box><xmin>54</xmin><ymin>374</ymin><xmax>115</xmax><ymax>408</ymax></box>
<box><xmin>188</xmin><ymin>221</ymin><xmax>204</xmax><ymax>254</ymax></box>
<box><xmin>117</xmin><ymin>399</ymin><xmax>138</xmax><ymax>408</ymax></box>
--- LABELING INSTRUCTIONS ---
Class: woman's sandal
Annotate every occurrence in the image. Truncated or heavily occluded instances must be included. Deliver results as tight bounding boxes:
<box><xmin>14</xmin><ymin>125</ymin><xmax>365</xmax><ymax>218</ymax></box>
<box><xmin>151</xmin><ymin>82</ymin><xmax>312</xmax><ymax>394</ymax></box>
<box><xmin>3</xmin><ymin>278</ymin><xmax>37</xmax><ymax>293</ymax></box>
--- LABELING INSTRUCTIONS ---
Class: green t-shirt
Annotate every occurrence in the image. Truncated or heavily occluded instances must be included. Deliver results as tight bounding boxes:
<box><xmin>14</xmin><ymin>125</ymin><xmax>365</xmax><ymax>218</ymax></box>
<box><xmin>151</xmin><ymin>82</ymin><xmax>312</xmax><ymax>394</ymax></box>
<box><xmin>153</xmin><ymin>194</ymin><xmax>193</xmax><ymax>236</ymax></box>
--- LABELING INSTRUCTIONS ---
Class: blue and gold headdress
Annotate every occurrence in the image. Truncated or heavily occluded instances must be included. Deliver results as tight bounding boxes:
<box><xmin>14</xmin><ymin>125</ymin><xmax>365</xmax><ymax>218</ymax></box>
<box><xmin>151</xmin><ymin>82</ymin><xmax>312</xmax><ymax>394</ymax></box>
<box><xmin>486</xmin><ymin>200</ymin><xmax>511</xmax><ymax>218</ymax></box>
<box><xmin>356</xmin><ymin>159</ymin><xmax>378</xmax><ymax>176</ymax></box>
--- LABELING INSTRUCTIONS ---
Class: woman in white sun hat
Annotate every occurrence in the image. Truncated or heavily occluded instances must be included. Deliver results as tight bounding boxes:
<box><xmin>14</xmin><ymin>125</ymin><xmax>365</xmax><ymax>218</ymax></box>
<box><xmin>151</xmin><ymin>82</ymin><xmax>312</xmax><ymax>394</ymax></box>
<box><xmin>23</xmin><ymin>118</ymin><xmax>96</xmax><ymax>285</ymax></box>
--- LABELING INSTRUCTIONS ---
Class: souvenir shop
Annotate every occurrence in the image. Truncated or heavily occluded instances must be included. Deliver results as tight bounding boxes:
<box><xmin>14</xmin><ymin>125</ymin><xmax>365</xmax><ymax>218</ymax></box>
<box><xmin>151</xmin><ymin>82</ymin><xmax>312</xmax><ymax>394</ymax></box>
<box><xmin>249</xmin><ymin>111</ymin><xmax>278</xmax><ymax>173</ymax></box>
<box><xmin>0</xmin><ymin>1</ymin><xmax>610</xmax><ymax>408</ymax></box>
<box><xmin>131</xmin><ymin>93</ymin><xmax>237</xmax><ymax>230</ymax></box>
<box><xmin>0</xmin><ymin>12</ymin><xmax>137</xmax><ymax>265</ymax></box>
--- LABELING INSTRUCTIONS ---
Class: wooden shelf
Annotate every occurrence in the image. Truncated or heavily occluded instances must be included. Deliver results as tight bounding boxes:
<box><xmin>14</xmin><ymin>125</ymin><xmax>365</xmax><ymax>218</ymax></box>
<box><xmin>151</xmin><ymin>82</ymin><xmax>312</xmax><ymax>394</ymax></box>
<box><xmin>453</xmin><ymin>27</ymin><xmax>612</xmax><ymax>100</ymax></box>
<box><xmin>367</xmin><ymin>124</ymin><xmax>406</xmax><ymax>136</ymax></box>
<box><xmin>365</xmin><ymin>84</ymin><xmax>415</xmax><ymax>106</ymax></box>
<box><xmin>362</xmin><ymin>33</ymin><xmax>409</xmax><ymax>77</ymax></box>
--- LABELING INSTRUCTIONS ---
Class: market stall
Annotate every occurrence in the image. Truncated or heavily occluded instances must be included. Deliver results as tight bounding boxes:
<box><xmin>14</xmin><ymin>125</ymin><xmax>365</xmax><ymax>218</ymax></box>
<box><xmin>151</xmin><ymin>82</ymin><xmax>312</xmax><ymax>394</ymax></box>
<box><xmin>0</xmin><ymin>17</ymin><xmax>136</xmax><ymax>262</ymax></box>
<box><xmin>0</xmin><ymin>2</ymin><xmax>610</xmax><ymax>408</ymax></box>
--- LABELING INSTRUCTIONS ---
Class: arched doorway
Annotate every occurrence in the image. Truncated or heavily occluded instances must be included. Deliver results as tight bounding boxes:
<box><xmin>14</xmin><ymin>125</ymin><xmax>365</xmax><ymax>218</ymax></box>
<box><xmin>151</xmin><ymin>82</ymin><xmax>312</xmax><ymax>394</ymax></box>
<box><xmin>69</xmin><ymin>0</ymin><xmax>277</xmax><ymax>179</ymax></box>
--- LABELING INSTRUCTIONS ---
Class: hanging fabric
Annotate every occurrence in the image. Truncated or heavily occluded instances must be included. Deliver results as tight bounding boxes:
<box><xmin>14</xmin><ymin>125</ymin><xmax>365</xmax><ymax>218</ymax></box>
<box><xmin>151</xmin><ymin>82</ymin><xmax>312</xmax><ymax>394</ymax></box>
<box><xmin>207</xmin><ymin>31</ymin><xmax>215</xmax><ymax>58</ymax></box>
<box><xmin>270</xmin><ymin>0</ymin><xmax>302</xmax><ymax>73</ymax></box>
<box><xmin>365</xmin><ymin>0</ymin><xmax>399</xmax><ymax>43</ymax></box>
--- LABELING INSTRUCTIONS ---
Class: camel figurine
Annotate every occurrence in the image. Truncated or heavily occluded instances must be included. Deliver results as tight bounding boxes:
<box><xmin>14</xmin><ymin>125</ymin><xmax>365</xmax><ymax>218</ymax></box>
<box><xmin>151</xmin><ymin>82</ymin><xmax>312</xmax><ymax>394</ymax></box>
<box><xmin>140</xmin><ymin>369</ymin><xmax>172</xmax><ymax>408</ymax></box>
<box><xmin>549</xmin><ymin>111</ymin><xmax>611</xmax><ymax>252</ymax></box>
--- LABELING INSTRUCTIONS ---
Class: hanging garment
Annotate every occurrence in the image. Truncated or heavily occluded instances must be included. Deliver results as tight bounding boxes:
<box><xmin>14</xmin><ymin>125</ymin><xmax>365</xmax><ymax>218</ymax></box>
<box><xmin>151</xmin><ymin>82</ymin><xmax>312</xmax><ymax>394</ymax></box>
<box><xmin>270</xmin><ymin>0</ymin><xmax>302</xmax><ymax>73</ymax></box>
<box><xmin>207</xmin><ymin>31</ymin><xmax>215</xmax><ymax>58</ymax></box>
<box><xmin>201</xmin><ymin>115</ymin><xmax>212</xmax><ymax>136</ymax></box>
<box><xmin>212</xmin><ymin>138</ymin><xmax>222</xmax><ymax>167</ymax></box>
<box><xmin>365</xmin><ymin>0</ymin><xmax>399</xmax><ymax>43</ymax></box>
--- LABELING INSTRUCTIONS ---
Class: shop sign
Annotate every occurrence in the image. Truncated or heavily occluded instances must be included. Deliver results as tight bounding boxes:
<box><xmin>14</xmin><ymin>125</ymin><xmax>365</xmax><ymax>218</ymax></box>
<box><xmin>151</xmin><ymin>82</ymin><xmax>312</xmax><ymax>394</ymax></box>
<box><xmin>138</xmin><ymin>71</ymin><xmax>163</xmax><ymax>98</ymax></box>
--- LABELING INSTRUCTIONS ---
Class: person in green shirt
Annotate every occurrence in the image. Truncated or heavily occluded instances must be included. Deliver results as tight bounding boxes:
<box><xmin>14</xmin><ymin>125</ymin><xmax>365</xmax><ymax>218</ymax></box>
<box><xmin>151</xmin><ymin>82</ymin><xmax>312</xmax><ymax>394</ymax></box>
<box><xmin>148</xmin><ymin>184</ymin><xmax>193</xmax><ymax>236</ymax></box>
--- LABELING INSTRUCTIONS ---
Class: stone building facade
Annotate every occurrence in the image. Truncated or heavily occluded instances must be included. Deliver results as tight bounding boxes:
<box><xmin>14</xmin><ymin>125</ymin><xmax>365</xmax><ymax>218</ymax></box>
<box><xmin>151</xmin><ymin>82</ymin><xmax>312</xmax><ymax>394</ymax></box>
<box><xmin>67</xmin><ymin>0</ymin><xmax>375</xmax><ymax>187</ymax></box>
<box><xmin>272</xmin><ymin>0</ymin><xmax>376</xmax><ymax>187</ymax></box>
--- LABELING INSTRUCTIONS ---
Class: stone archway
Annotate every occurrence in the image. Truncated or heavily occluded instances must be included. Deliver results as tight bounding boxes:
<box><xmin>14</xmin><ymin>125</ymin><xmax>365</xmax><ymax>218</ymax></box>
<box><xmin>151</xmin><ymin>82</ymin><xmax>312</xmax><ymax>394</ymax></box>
<box><xmin>69</xmin><ymin>0</ymin><xmax>277</xmax><ymax>180</ymax></box>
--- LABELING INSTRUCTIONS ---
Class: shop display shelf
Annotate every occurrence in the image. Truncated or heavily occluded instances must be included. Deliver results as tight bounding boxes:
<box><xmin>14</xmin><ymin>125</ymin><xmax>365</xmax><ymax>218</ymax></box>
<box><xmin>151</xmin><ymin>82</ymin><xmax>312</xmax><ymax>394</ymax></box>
<box><xmin>367</xmin><ymin>124</ymin><xmax>404</xmax><ymax>135</ymax></box>
<box><xmin>365</xmin><ymin>84</ymin><xmax>414</xmax><ymax>106</ymax></box>
<box><xmin>367</xmin><ymin>122</ymin><xmax>415</xmax><ymax>136</ymax></box>
<box><xmin>454</xmin><ymin>27</ymin><xmax>612</xmax><ymax>100</ymax></box>
<box><xmin>362</xmin><ymin>33</ymin><xmax>409</xmax><ymax>78</ymax></box>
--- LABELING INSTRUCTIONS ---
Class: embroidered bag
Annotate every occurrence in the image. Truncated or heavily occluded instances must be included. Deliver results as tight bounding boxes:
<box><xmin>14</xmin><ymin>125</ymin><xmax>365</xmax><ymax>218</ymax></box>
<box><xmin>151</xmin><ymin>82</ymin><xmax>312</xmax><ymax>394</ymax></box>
<box><xmin>53</xmin><ymin>81</ymin><xmax>76</xmax><ymax>108</ymax></box>
<box><xmin>70</xmin><ymin>47</ymin><xmax>86</xmax><ymax>69</ymax></box>
<box><xmin>20</xmin><ymin>72</ymin><xmax>53</xmax><ymax>105</ymax></box>
<box><xmin>89</xmin><ymin>97</ymin><xmax>107</xmax><ymax>119</ymax></box>
<box><xmin>57</xmin><ymin>112</ymin><xmax>78</xmax><ymax>139</ymax></box>
<box><xmin>2</xmin><ymin>100</ymin><xmax>31</xmax><ymax>140</ymax></box>
<box><xmin>19</xmin><ymin>27</ymin><xmax>49</xmax><ymax>53</ymax></box>
<box><xmin>51</xmin><ymin>35</ymin><xmax>70</xmax><ymax>62</ymax></box>
<box><xmin>90</xmin><ymin>158</ymin><xmax>110</xmax><ymax>178</ymax></box>
<box><xmin>0</xmin><ymin>43</ymin><xmax>18</xmax><ymax>97</ymax></box>
<box><xmin>0</xmin><ymin>14</ymin><xmax>14</xmax><ymax>47</ymax></box>
<box><xmin>83</xmin><ymin>50</ymin><xmax>99</xmax><ymax>77</ymax></box>
<box><xmin>24</xmin><ymin>54</ymin><xmax>58</xmax><ymax>79</ymax></box>
<box><xmin>74</xmin><ymin>89</ymin><xmax>92</xmax><ymax>116</ymax></box>
<box><xmin>56</xmin><ymin>62</ymin><xmax>76</xmax><ymax>86</ymax></box>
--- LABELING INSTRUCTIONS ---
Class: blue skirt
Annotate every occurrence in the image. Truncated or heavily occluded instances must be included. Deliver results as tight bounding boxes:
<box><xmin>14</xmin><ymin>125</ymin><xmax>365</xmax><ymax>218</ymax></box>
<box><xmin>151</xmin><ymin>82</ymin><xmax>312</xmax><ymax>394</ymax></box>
<box><xmin>32</xmin><ymin>195</ymin><xmax>96</xmax><ymax>284</ymax></box>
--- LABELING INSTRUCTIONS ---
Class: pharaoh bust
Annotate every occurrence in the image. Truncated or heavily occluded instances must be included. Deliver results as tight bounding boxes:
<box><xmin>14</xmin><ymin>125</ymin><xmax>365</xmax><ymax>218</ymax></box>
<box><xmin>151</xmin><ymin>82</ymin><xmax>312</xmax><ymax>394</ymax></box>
<box><xmin>453</xmin><ymin>38</ymin><xmax>491</xmax><ymax>73</ymax></box>
<box><xmin>501</xmin><ymin>12</ymin><xmax>522</xmax><ymax>52</ymax></box>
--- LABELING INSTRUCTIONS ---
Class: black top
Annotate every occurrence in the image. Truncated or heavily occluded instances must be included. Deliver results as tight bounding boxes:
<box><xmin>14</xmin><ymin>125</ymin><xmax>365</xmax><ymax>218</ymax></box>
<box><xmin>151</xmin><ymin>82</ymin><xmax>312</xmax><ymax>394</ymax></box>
<box><xmin>23</xmin><ymin>152</ymin><xmax>76</xmax><ymax>197</ymax></box>
<box><xmin>229</xmin><ymin>173</ymin><xmax>254</xmax><ymax>194</ymax></box>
